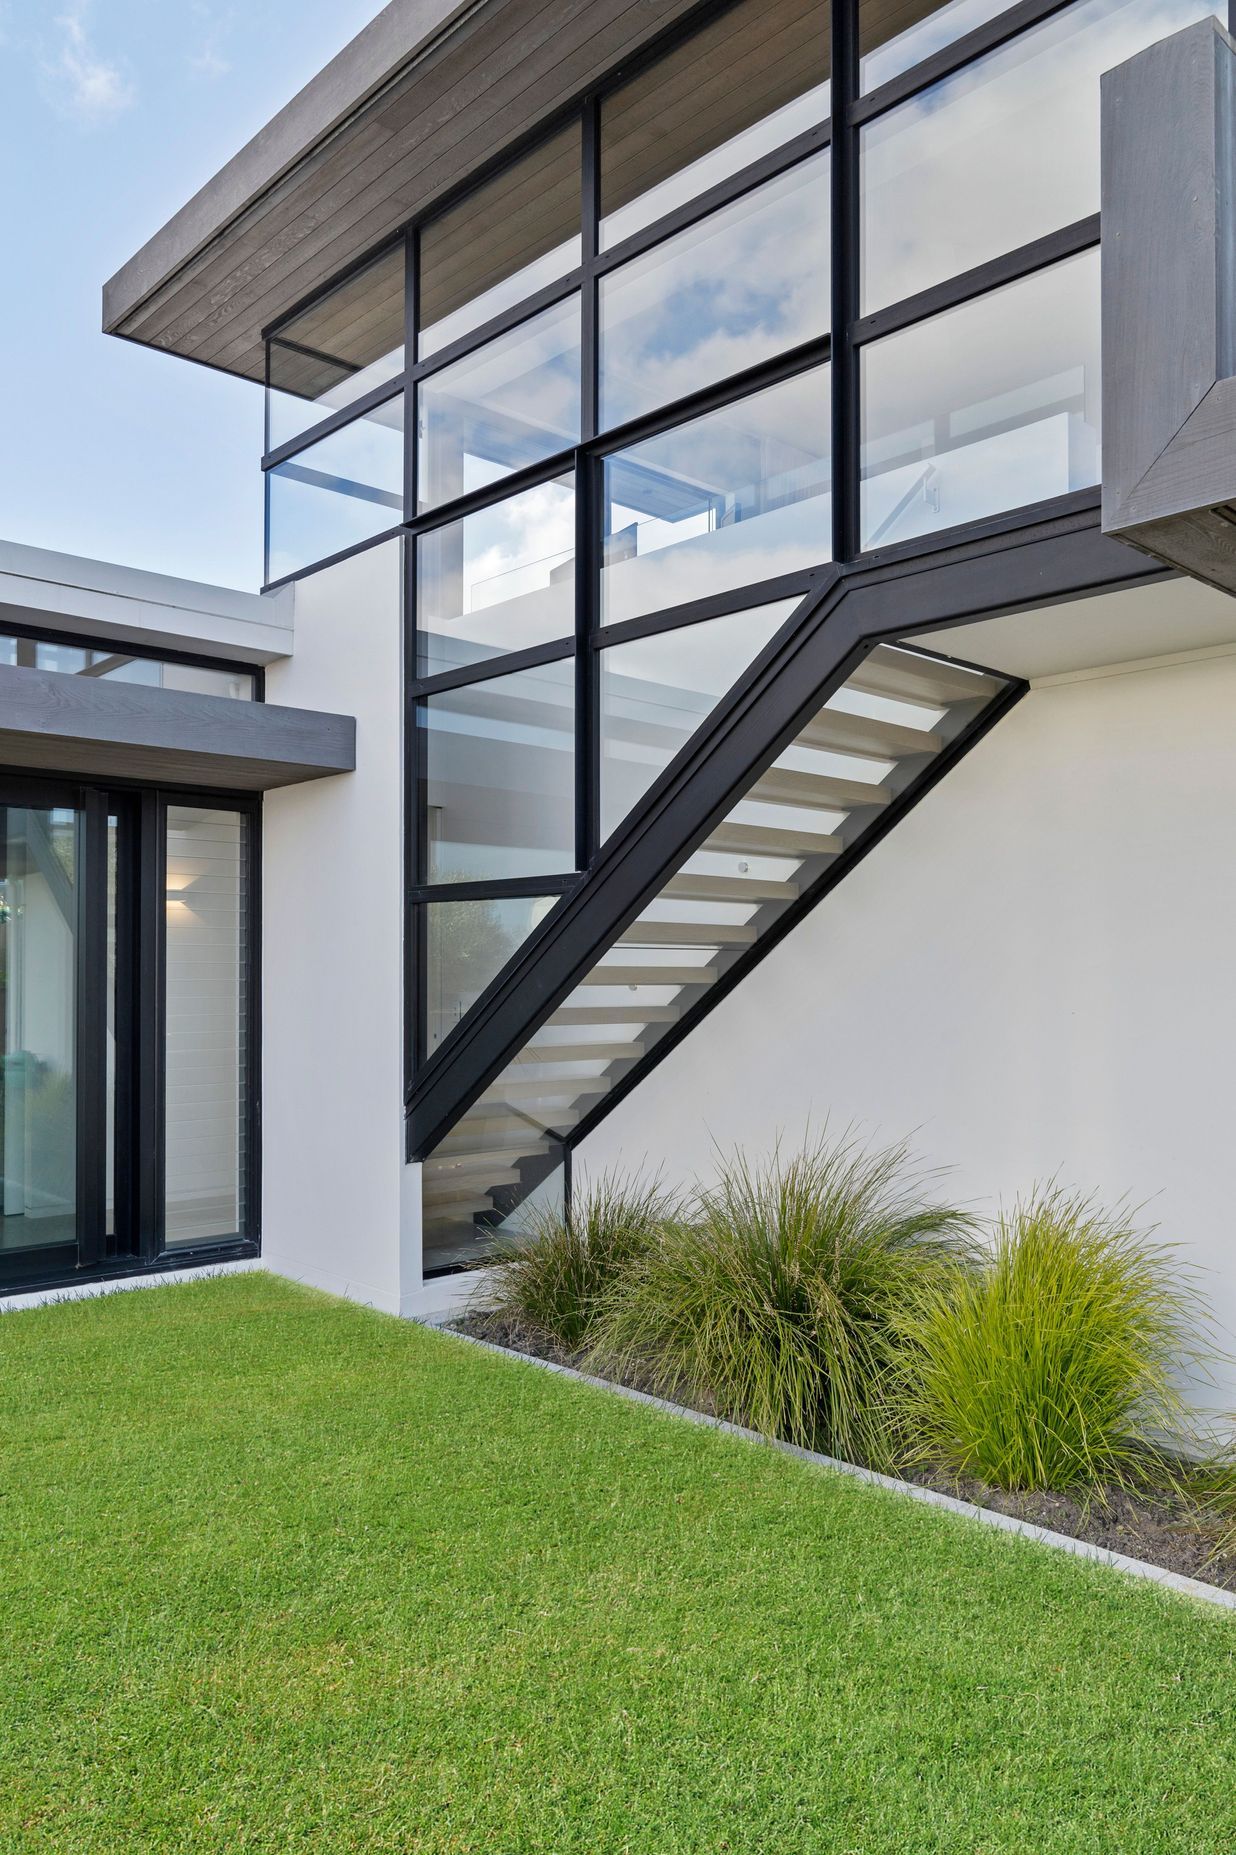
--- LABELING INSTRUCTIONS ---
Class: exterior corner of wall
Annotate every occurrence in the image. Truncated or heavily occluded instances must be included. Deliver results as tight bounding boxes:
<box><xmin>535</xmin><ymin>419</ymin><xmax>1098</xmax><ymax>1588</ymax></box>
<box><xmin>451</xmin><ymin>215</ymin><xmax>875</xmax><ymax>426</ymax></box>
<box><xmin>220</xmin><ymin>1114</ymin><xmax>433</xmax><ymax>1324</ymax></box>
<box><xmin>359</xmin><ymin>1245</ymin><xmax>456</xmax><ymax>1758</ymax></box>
<box><xmin>259</xmin><ymin>537</ymin><xmax>406</xmax><ymax>1308</ymax></box>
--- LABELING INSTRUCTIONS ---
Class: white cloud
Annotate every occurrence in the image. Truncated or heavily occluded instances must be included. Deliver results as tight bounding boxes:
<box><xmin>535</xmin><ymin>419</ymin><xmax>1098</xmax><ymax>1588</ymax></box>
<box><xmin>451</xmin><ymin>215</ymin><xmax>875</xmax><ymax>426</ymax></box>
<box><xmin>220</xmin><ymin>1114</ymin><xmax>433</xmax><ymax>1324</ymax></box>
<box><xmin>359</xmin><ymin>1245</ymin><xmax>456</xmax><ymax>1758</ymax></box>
<box><xmin>188</xmin><ymin>44</ymin><xmax>229</xmax><ymax>77</ymax></box>
<box><xmin>47</xmin><ymin>3</ymin><xmax>135</xmax><ymax>125</ymax></box>
<box><xmin>188</xmin><ymin>1</ymin><xmax>231</xmax><ymax>80</ymax></box>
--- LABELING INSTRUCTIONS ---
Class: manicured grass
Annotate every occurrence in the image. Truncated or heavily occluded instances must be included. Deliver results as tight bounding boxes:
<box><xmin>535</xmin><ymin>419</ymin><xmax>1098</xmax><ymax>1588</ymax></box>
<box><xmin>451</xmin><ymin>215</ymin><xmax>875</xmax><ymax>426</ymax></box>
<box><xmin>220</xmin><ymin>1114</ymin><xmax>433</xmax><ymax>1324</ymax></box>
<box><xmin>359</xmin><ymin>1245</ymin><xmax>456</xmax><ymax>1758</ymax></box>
<box><xmin>2</xmin><ymin>1273</ymin><xmax>1234</xmax><ymax>1853</ymax></box>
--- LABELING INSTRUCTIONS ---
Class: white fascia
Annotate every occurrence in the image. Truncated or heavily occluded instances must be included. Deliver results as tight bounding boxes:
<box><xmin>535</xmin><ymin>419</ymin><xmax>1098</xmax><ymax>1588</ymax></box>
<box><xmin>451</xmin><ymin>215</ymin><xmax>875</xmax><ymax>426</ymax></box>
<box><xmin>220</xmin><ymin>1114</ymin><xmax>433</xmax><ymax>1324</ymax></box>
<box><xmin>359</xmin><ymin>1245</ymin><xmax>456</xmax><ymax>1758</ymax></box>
<box><xmin>0</xmin><ymin>537</ymin><xmax>292</xmax><ymax>665</ymax></box>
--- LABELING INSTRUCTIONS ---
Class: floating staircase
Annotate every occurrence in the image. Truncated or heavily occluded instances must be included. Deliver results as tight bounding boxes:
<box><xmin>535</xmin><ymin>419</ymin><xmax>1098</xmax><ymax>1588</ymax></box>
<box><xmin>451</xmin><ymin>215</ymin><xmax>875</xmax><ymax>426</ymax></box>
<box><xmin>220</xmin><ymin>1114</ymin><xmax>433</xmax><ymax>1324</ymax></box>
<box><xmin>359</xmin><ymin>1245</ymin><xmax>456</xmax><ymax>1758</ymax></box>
<box><xmin>417</xmin><ymin>631</ymin><xmax>1018</xmax><ymax>1272</ymax></box>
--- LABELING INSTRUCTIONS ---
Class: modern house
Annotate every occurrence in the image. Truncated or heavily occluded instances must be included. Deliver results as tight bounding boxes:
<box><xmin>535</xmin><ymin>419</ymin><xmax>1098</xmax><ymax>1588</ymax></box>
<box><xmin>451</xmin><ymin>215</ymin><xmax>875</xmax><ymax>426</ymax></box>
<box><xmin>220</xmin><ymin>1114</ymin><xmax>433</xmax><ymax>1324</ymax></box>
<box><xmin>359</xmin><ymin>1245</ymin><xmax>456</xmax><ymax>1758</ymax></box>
<box><xmin>5</xmin><ymin>0</ymin><xmax>1236</xmax><ymax>1398</ymax></box>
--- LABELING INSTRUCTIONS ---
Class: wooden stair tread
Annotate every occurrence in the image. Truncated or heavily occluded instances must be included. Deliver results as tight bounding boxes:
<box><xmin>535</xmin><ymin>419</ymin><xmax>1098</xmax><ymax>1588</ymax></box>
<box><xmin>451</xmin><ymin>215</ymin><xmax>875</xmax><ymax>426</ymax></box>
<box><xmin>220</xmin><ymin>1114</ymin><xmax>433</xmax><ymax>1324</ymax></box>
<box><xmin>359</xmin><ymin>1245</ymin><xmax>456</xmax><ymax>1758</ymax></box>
<box><xmin>479</xmin><ymin>1075</ymin><xmax>612</xmax><ymax>1101</ymax></box>
<box><xmin>546</xmin><ymin>1004</ymin><xmax>680</xmax><ymax>1025</ymax></box>
<box><xmin>845</xmin><ymin>644</ymin><xmax>1002</xmax><ymax>709</ymax></box>
<box><xmin>585</xmin><ymin>963</ymin><xmax>719</xmax><ymax>987</ymax></box>
<box><xmin>750</xmin><ymin>766</ymin><xmax>892</xmax><ymax>812</ymax></box>
<box><xmin>663</xmin><ymin>872</ymin><xmax>798</xmax><ymax>902</ymax></box>
<box><xmin>428</xmin><ymin>1144</ymin><xmax>550</xmax><ymax>1172</ymax></box>
<box><xmin>794</xmin><ymin>706</ymin><xmax>942</xmax><ymax>761</ymax></box>
<box><xmin>617</xmin><ymin>919</ymin><xmax>756</xmax><ymax>947</ymax></box>
<box><xmin>425</xmin><ymin>1170</ymin><xmax>520</xmax><ymax>1203</ymax></box>
<box><xmin>519</xmin><ymin>1041</ymin><xmax>645</xmax><ymax>1062</ymax></box>
<box><xmin>703</xmin><ymin>821</ymin><xmax>843</xmax><ymax>859</ymax></box>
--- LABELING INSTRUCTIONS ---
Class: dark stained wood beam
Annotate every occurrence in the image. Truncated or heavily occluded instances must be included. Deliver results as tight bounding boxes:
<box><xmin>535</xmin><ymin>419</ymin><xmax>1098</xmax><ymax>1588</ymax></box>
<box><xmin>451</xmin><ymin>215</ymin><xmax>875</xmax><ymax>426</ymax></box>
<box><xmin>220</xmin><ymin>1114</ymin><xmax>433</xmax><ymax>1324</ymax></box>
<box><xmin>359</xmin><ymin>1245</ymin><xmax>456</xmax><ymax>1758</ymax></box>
<box><xmin>0</xmin><ymin>664</ymin><xmax>355</xmax><ymax>790</ymax></box>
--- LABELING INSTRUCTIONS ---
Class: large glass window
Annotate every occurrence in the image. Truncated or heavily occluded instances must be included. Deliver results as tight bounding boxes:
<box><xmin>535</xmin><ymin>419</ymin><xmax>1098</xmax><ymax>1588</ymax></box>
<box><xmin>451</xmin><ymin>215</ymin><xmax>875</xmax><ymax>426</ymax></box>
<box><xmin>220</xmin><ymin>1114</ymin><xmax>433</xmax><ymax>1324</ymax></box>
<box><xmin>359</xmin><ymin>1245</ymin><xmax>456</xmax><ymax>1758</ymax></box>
<box><xmin>0</xmin><ymin>806</ymin><xmax>78</xmax><ymax>1256</ymax></box>
<box><xmin>601</xmin><ymin>368</ymin><xmax>831</xmax><ymax>628</ymax></box>
<box><xmin>860</xmin><ymin>249</ymin><xmax>1101</xmax><ymax>548</ymax></box>
<box><xmin>243</xmin><ymin>0</ymin><xmax>1165</xmax><ymax>1178</ymax></box>
<box><xmin>266</xmin><ymin>399</ymin><xmax>404</xmax><ymax>583</ymax></box>
<box><xmin>861</xmin><ymin>0</ymin><xmax>1217</xmax><ymax>313</ymax></box>
<box><xmin>859</xmin><ymin>0</ymin><xmax>1013</xmax><ymax>94</ymax></box>
<box><xmin>599</xmin><ymin>0</ymin><xmax>830</xmax><ymax>249</ymax></box>
<box><xmin>421</xmin><ymin>660</ymin><xmax>576</xmax><ymax>883</ymax></box>
<box><xmin>424</xmin><ymin>893</ymin><xmax>561</xmax><ymax>1052</ymax></box>
<box><xmin>417</xmin><ymin>296</ymin><xmax>581</xmax><ymax>511</ymax></box>
<box><xmin>599</xmin><ymin>154</ymin><xmax>829</xmax><ymax>431</ymax></box>
<box><xmin>267</xmin><ymin>246</ymin><xmax>405</xmax><ymax>450</ymax></box>
<box><xmin>600</xmin><ymin>603</ymin><xmax>799</xmax><ymax>839</ymax></box>
<box><xmin>418</xmin><ymin>126</ymin><xmax>581</xmax><ymax>358</ymax></box>
<box><xmin>416</xmin><ymin>474</ymin><xmax>575</xmax><ymax>678</ymax></box>
<box><xmin>164</xmin><ymin>806</ymin><xmax>248</xmax><ymax>1248</ymax></box>
<box><xmin>0</xmin><ymin>635</ymin><xmax>255</xmax><ymax>698</ymax></box>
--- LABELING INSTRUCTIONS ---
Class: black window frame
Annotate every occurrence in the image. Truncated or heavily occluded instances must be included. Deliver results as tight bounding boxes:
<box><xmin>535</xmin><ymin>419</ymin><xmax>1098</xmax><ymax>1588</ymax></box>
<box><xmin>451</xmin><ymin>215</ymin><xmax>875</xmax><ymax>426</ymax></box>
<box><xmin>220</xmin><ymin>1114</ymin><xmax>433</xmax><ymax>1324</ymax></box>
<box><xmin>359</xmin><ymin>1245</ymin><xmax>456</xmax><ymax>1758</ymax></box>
<box><xmin>0</xmin><ymin>710</ymin><xmax>261</xmax><ymax>1298</ymax></box>
<box><xmin>0</xmin><ymin>619</ymin><xmax>266</xmax><ymax>697</ymax></box>
<box><xmin>253</xmin><ymin>0</ymin><xmax>1213</xmax><ymax>1113</ymax></box>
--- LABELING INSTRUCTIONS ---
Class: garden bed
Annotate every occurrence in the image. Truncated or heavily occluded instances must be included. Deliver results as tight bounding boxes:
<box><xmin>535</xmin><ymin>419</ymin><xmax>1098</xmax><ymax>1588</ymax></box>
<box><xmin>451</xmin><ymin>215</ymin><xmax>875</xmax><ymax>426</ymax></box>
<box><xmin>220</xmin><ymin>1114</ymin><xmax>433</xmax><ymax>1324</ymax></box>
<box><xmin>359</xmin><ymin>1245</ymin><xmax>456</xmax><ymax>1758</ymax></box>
<box><xmin>455</xmin><ymin>1308</ymin><xmax>1236</xmax><ymax>1594</ymax></box>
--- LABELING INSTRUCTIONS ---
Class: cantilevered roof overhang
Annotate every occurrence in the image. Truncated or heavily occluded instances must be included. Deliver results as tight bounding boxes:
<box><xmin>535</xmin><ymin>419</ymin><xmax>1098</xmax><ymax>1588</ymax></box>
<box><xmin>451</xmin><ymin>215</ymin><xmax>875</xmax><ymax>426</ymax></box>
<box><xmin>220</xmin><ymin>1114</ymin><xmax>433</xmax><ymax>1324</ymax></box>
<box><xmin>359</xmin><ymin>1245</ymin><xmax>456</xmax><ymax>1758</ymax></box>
<box><xmin>0</xmin><ymin>541</ymin><xmax>355</xmax><ymax>790</ymax></box>
<box><xmin>102</xmin><ymin>0</ymin><xmax>700</xmax><ymax>385</ymax></box>
<box><xmin>0</xmin><ymin>664</ymin><xmax>355</xmax><ymax>790</ymax></box>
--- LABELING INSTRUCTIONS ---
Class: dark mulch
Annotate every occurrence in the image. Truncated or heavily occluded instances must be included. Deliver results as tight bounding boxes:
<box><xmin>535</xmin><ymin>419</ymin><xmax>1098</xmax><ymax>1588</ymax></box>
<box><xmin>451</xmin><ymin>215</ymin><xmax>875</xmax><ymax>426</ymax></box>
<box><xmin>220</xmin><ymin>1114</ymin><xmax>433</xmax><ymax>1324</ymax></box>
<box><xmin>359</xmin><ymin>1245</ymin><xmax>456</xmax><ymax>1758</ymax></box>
<box><xmin>906</xmin><ymin>1470</ymin><xmax>1235</xmax><ymax>1589</ymax></box>
<box><xmin>454</xmin><ymin>1309</ymin><xmax>1236</xmax><ymax>1593</ymax></box>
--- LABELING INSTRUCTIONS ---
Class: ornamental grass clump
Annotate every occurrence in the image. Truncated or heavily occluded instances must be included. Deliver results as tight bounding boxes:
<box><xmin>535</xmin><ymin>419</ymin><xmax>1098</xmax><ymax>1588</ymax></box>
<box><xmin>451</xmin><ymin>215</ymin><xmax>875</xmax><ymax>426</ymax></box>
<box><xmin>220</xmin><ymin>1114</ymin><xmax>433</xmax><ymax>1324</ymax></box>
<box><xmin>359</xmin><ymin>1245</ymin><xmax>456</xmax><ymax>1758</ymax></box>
<box><xmin>892</xmin><ymin>1186</ymin><xmax>1207</xmax><ymax>1493</ymax></box>
<box><xmin>588</xmin><ymin>1134</ymin><xmax>974</xmax><ymax>1462</ymax></box>
<box><xmin>470</xmin><ymin>1171</ymin><xmax>675</xmax><ymax>1353</ymax></box>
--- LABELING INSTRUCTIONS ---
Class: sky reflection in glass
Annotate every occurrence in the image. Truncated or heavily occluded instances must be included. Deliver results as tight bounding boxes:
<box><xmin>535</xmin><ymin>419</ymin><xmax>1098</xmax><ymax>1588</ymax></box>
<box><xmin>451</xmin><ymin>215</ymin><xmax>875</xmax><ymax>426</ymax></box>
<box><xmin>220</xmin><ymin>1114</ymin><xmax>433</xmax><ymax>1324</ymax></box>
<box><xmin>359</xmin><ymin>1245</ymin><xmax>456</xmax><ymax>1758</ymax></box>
<box><xmin>416</xmin><ymin>475</ymin><xmax>576</xmax><ymax>677</ymax></box>
<box><xmin>602</xmin><ymin>368</ymin><xmax>831</xmax><ymax>627</ymax></box>
<box><xmin>600</xmin><ymin>154</ymin><xmax>829</xmax><ymax>431</ymax></box>
<box><xmin>862</xmin><ymin>0</ymin><xmax>1219</xmax><ymax>312</ymax></box>
<box><xmin>860</xmin><ymin>250</ymin><xmax>1101</xmax><ymax>548</ymax></box>
<box><xmin>418</xmin><ymin>295</ymin><xmax>581</xmax><ymax>511</ymax></box>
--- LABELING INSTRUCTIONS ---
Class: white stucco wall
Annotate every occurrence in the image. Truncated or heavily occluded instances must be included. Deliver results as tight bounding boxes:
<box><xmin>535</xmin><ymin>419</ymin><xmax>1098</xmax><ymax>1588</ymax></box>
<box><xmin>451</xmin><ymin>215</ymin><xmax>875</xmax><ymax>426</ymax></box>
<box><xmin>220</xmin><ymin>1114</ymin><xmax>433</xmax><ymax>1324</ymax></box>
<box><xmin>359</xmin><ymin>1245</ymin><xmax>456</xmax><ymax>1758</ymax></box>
<box><xmin>576</xmin><ymin>647</ymin><xmax>1236</xmax><ymax>1410</ymax></box>
<box><xmin>261</xmin><ymin>539</ymin><xmax>423</xmax><ymax>1313</ymax></box>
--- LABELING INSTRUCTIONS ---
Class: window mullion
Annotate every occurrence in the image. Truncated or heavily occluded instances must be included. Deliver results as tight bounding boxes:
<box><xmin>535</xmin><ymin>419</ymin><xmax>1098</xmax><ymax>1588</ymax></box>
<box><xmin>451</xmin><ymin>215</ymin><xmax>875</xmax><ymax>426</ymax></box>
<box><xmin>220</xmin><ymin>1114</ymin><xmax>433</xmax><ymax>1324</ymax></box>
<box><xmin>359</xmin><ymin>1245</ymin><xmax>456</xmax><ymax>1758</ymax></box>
<box><xmin>832</xmin><ymin>0</ymin><xmax>861</xmax><ymax>564</ymax></box>
<box><xmin>578</xmin><ymin>97</ymin><xmax>600</xmax><ymax>871</ymax></box>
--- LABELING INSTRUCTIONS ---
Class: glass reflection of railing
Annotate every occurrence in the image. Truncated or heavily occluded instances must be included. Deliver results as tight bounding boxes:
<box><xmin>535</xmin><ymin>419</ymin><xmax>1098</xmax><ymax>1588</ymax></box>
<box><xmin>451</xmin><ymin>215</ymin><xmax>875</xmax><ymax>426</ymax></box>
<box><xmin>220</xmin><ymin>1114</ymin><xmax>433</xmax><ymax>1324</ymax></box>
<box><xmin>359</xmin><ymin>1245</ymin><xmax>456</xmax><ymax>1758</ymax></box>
<box><xmin>866</xmin><ymin>463</ymin><xmax>940</xmax><ymax>550</ymax></box>
<box><xmin>469</xmin><ymin>548</ymin><xmax>575</xmax><ymax>610</ymax></box>
<box><xmin>0</xmin><ymin>636</ymin><xmax>255</xmax><ymax>700</ymax></box>
<box><xmin>609</xmin><ymin>467</ymin><xmax>832</xmax><ymax>563</ymax></box>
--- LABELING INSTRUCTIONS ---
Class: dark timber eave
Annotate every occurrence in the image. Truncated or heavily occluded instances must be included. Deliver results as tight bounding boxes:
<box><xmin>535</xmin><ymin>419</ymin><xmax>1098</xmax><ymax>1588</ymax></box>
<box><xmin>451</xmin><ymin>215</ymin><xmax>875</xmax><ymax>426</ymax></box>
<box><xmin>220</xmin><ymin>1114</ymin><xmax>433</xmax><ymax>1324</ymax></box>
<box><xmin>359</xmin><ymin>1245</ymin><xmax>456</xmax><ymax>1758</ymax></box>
<box><xmin>0</xmin><ymin>665</ymin><xmax>355</xmax><ymax>791</ymax></box>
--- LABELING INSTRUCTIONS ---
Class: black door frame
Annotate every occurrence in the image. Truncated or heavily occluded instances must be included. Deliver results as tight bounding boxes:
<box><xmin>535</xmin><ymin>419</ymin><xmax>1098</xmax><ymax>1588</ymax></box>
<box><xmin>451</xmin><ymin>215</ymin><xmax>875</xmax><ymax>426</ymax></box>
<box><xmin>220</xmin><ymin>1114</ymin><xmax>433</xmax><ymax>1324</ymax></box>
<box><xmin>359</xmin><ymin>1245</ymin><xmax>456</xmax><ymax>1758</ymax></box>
<box><xmin>0</xmin><ymin>770</ymin><xmax>261</xmax><ymax>1296</ymax></box>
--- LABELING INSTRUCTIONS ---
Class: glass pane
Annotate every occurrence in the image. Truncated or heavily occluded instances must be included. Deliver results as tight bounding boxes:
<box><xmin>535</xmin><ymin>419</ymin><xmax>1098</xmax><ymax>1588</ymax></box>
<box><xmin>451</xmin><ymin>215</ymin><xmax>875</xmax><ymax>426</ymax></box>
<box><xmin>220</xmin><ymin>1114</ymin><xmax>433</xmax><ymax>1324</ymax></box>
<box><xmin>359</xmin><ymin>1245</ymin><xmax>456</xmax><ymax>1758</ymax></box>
<box><xmin>266</xmin><ymin>397</ymin><xmax>404</xmax><ymax>583</ymax></box>
<box><xmin>424</xmin><ymin>893</ymin><xmax>561</xmax><ymax>1052</ymax></box>
<box><xmin>417</xmin><ymin>295</ymin><xmax>581</xmax><ymax>512</ymax></box>
<box><xmin>267</xmin><ymin>246</ymin><xmax>405</xmax><ymax>449</ymax></box>
<box><xmin>600</xmin><ymin>602</ymin><xmax>800</xmax><ymax>839</ymax></box>
<box><xmin>147</xmin><ymin>664</ymin><xmax>255</xmax><ymax>699</ymax></box>
<box><xmin>422</xmin><ymin>1146</ymin><xmax>566</xmax><ymax>1277</ymax></box>
<box><xmin>860</xmin><ymin>0</ymin><xmax>1014</xmax><ymax>94</ymax></box>
<box><xmin>419</xmin><ymin>125</ymin><xmax>581</xmax><ymax>358</ymax></box>
<box><xmin>599</xmin><ymin>153</ymin><xmax>829</xmax><ymax>432</ymax></box>
<box><xmin>105</xmin><ymin>813</ymin><xmax>117</xmax><ymax>1240</ymax></box>
<box><xmin>600</xmin><ymin>0</ymin><xmax>830</xmax><ymax>250</ymax></box>
<box><xmin>601</xmin><ymin>368</ymin><xmax>831</xmax><ymax>628</ymax></box>
<box><xmin>164</xmin><ymin>807</ymin><xmax>247</xmax><ymax>1248</ymax></box>
<box><xmin>861</xmin><ymin>0</ymin><xmax>1218</xmax><ymax>314</ymax></box>
<box><xmin>416</xmin><ymin>473</ymin><xmax>575</xmax><ymax>678</ymax></box>
<box><xmin>422</xmin><ymin>659</ymin><xmax>576</xmax><ymax>883</ymax></box>
<box><xmin>0</xmin><ymin>634</ymin><xmax>255</xmax><ymax>697</ymax></box>
<box><xmin>0</xmin><ymin>807</ymin><xmax>77</xmax><ymax>1254</ymax></box>
<box><xmin>860</xmin><ymin>249</ymin><xmax>1100</xmax><ymax>549</ymax></box>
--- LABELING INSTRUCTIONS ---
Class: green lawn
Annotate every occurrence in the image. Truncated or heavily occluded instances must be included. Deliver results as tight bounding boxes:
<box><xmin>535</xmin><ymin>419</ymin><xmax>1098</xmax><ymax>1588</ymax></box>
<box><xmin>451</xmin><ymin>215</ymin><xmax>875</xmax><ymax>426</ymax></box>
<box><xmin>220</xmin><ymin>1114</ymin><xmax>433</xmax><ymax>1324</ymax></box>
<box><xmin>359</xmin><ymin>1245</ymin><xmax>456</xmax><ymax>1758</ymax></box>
<box><xmin>2</xmin><ymin>1273</ymin><xmax>1235</xmax><ymax>1853</ymax></box>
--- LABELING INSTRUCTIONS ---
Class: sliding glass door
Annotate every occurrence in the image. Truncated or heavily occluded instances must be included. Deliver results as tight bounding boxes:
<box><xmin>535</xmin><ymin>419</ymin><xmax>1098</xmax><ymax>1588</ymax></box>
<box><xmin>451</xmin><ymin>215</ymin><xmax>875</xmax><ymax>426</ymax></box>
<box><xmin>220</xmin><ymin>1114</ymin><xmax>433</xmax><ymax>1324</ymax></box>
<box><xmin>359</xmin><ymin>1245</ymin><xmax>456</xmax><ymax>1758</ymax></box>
<box><xmin>0</xmin><ymin>794</ymin><xmax>82</xmax><ymax>1275</ymax></box>
<box><xmin>0</xmin><ymin>775</ymin><xmax>257</xmax><ymax>1293</ymax></box>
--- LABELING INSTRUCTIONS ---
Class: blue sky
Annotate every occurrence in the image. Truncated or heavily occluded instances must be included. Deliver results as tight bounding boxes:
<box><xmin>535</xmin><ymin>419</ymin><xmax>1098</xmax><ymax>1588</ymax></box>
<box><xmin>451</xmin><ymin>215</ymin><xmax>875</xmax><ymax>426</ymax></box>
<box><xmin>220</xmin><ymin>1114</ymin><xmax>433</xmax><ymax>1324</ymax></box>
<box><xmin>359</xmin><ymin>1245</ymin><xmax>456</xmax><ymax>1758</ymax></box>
<box><xmin>0</xmin><ymin>0</ymin><xmax>383</xmax><ymax>591</ymax></box>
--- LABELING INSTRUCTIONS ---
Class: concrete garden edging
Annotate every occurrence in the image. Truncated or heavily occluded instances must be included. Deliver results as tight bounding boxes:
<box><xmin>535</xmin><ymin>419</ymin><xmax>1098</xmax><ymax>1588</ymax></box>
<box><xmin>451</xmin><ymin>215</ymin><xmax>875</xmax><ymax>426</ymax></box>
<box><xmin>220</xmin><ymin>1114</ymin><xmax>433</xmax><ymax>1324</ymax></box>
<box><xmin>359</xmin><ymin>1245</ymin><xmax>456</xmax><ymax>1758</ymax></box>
<box><xmin>428</xmin><ymin>1319</ymin><xmax>1236</xmax><ymax>1614</ymax></box>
